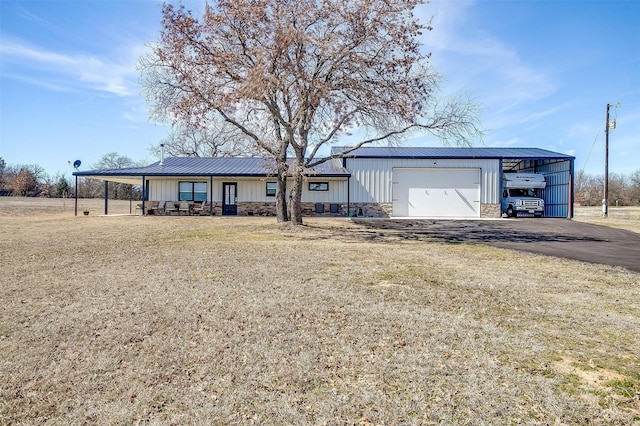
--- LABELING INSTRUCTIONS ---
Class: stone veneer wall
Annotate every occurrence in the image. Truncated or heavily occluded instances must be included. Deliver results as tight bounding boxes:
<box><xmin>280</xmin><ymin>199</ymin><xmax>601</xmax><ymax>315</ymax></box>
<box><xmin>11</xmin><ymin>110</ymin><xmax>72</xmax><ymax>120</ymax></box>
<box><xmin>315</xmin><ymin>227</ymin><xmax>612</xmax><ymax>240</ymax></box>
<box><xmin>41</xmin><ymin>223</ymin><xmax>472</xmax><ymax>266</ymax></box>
<box><xmin>237</xmin><ymin>202</ymin><xmax>276</xmax><ymax>216</ymax></box>
<box><xmin>348</xmin><ymin>203</ymin><xmax>501</xmax><ymax>218</ymax></box>
<box><xmin>225</xmin><ymin>202</ymin><xmax>502</xmax><ymax>218</ymax></box>
<box><xmin>348</xmin><ymin>202</ymin><xmax>392</xmax><ymax>218</ymax></box>
<box><xmin>237</xmin><ymin>202</ymin><xmax>349</xmax><ymax>217</ymax></box>
<box><xmin>480</xmin><ymin>203</ymin><xmax>501</xmax><ymax>218</ymax></box>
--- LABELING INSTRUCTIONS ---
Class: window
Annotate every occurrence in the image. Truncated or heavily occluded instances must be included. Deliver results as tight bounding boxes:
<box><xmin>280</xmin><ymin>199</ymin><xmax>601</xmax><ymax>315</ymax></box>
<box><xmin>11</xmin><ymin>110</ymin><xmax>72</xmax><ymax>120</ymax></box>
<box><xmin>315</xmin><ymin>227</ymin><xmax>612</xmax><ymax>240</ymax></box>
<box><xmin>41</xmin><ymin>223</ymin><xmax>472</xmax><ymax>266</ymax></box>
<box><xmin>179</xmin><ymin>182</ymin><xmax>207</xmax><ymax>201</ymax></box>
<box><xmin>266</xmin><ymin>182</ymin><xmax>277</xmax><ymax>197</ymax></box>
<box><xmin>308</xmin><ymin>182</ymin><xmax>329</xmax><ymax>191</ymax></box>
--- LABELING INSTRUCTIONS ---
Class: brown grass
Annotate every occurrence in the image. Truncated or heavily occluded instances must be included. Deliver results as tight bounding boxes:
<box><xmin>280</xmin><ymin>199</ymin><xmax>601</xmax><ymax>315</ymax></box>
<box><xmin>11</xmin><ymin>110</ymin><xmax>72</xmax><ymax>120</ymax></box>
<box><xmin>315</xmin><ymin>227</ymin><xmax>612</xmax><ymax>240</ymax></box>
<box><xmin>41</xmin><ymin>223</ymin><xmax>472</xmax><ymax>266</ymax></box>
<box><xmin>574</xmin><ymin>206</ymin><xmax>640</xmax><ymax>234</ymax></box>
<box><xmin>1</xmin><ymin>197</ymin><xmax>639</xmax><ymax>424</ymax></box>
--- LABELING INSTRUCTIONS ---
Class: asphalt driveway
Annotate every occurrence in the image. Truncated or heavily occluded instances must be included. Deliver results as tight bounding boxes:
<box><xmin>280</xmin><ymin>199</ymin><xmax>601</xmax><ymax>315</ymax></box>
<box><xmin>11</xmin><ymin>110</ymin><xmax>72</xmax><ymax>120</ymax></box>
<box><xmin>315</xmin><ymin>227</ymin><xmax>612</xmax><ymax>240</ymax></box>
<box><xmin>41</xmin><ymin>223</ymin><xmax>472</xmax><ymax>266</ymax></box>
<box><xmin>353</xmin><ymin>218</ymin><xmax>640</xmax><ymax>273</ymax></box>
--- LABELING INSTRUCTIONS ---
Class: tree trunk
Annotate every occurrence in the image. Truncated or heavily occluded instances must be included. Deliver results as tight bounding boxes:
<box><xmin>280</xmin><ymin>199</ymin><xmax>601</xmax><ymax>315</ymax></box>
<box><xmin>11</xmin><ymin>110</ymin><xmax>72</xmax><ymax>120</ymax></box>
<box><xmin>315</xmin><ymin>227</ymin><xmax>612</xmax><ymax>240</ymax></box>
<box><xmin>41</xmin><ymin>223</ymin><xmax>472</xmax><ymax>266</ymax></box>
<box><xmin>275</xmin><ymin>157</ymin><xmax>289</xmax><ymax>222</ymax></box>
<box><xmin>289</xmin><ymin>170</ymin><xmax>304</xmax><ymax>225</ymax></box>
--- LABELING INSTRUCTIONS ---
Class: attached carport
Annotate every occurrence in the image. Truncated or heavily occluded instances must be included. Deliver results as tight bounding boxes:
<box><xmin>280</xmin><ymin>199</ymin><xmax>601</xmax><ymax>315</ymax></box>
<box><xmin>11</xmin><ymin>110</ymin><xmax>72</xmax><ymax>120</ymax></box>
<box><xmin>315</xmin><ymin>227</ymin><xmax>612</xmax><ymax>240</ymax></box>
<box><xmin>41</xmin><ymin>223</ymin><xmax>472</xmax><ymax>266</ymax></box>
<box><xmin>499</xmin><ymin>149</ymin><xmax>576</xmax><ymax>218</ymax></box>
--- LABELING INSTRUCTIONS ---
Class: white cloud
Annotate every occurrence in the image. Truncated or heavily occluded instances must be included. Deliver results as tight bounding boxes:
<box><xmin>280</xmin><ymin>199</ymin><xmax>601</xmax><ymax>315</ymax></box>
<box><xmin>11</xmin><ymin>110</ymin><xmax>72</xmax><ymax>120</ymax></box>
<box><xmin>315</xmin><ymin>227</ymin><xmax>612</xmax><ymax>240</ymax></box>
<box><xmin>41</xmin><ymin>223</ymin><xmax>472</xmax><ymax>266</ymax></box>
<box><xmin>0</xmin><ymin>38</ymin><xmax>138</xmax><ymax>97</ymax></box>
<box><xmin>417</xmin><ymin>0</ymin><xmax>557</xmax><ymax>117</ymax></box>
<box><xmin>1</xmin><ymin>71</ymin><xmax>70</xmax><ymax>92</ymax></box>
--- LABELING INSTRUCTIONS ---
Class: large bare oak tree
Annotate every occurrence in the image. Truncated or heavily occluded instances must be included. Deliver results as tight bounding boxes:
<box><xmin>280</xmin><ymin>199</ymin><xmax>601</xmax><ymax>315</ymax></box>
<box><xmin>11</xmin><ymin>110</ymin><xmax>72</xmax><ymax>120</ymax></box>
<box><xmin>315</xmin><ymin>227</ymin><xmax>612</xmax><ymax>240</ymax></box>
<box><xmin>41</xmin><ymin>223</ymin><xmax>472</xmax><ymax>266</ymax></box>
<box><xmin>149</xmin><ymin>124</ymin><xmax>254</xmax><ymax>159</ymax></box>
<box><xmin>140</xmin><ymin>0</ymin><xmax>482</xmax><ymax>224</ymax></box>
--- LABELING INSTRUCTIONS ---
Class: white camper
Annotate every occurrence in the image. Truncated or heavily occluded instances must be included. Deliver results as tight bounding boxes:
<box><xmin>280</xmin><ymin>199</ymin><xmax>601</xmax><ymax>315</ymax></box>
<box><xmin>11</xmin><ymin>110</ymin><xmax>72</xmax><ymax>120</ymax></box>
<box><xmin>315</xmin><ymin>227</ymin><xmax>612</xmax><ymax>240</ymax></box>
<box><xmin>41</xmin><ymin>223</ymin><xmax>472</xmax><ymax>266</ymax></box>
<box><xmin>502</xmin><ymin>173</ymin><xmax>545</xmax><ymax>217</ymax></box>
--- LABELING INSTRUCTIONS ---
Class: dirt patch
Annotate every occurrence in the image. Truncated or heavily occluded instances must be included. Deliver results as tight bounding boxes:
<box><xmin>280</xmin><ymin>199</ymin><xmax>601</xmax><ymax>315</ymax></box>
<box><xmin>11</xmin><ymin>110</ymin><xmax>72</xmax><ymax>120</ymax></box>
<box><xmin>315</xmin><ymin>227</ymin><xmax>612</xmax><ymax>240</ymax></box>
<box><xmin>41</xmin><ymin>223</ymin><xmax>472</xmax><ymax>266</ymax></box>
<box><xmin>553</xmin><ymin>357</ymin><xmax>625</xmax><ymax>391</ymax></box>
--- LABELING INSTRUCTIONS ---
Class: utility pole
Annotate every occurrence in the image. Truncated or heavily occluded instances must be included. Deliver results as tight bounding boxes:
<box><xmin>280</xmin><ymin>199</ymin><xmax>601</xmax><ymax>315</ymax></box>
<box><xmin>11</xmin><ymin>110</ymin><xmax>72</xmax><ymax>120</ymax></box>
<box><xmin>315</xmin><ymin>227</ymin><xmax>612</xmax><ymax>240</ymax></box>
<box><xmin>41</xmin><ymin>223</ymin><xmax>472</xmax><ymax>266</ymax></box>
<box><xmin>603</xmin><ymin>103</ymin><xmax>610</xmax><ymax>218</ymax></box>
<box><xmin>603</xmin><ymin>102</ymin><xmax>619</xmax><ymax>218</ymax></box>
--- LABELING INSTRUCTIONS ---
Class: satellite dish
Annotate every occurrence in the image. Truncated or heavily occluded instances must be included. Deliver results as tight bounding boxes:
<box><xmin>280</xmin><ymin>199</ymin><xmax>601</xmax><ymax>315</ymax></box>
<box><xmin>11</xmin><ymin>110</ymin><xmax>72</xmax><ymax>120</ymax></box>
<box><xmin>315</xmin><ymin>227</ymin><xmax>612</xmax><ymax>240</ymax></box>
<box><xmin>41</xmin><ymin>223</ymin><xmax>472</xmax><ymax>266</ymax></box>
<box><xmin>73</xmin><ymin>160</ymin><xmax>81</xmax><ymax>169</ymax></box>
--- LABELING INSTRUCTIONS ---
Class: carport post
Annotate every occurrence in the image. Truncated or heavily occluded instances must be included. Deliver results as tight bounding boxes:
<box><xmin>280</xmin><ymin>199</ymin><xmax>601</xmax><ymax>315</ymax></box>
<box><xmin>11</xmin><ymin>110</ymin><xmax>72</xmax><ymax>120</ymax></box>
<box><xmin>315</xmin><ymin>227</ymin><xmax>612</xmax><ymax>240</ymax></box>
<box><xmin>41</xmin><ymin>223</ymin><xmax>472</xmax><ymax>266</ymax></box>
<box><xmin>347</xmin><ymin>175</ymin><xmax>351</xmax><ymax>217</ymax></box>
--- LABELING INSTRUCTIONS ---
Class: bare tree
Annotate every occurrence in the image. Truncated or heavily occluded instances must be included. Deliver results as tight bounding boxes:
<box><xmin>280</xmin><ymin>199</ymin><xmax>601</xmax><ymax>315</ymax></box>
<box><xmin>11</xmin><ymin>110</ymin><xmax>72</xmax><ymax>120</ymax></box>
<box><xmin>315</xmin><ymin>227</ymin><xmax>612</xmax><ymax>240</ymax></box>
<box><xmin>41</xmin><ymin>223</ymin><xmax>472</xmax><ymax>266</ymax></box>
<box><xmin>140</xmin><ymin>0</ymin><xmax>483</xmax><ymax>224</ymax></box>
<box><xmin>629</xmin><ymin>169</ymin><xmax>640</xmax><ymax>205</ymax></box>
<box><xmin>92</xmin><ymin>152</ymin><xmax>144</xmax><ymax>170</ymax></box>
<box><xmin>1</xmin><ymin>164</ymin><xmax>48</xmax><ymax>196</ymax></box>
<box><xmin>11</xmin><ymin>169</ymin><xmax>38</xmax><ymax>196</ymax></box>
<box><xmin>608</xmin><ymin>173</ymin><xmax>629</xmax><ymax>207</ymax></box>
<box><xmin>575</xmin><ymin>169</ymin><xmax>640</xmax><ymax>207</ymax></box>
<box><xmin>91</xmin><ymin>153</ymin><xmax>144</xmax><ymax>200</ymax></box>
<box><xmin>149</xmin><ymin>124</ymin><xmax>253</xmax><ymax>158</ymax></box>
<box><xmin>0</xmin><ymin>157</ymin><xmax>5</xmax><ymax>184</ymax></box>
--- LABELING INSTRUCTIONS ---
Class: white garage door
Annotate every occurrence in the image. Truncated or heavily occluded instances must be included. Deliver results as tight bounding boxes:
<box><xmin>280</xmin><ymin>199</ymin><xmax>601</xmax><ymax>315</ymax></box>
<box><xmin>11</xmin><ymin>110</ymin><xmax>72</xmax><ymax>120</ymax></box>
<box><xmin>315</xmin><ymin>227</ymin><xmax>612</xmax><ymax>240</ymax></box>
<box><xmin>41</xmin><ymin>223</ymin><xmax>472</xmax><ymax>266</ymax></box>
<box><xmin>392</xmin><ymin>168</ymin><xmax>481</xmax><ymax>217</ymax></box>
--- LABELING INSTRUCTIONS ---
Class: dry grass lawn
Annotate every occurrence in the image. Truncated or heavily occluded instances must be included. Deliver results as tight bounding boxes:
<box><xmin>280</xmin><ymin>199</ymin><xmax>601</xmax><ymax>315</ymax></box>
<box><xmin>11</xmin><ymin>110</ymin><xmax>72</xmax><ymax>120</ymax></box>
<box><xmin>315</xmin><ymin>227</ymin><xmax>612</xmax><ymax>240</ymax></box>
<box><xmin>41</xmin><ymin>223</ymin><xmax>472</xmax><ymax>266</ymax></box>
<box><xmin>1</xmin><ymin>198</ymin><xmax>639</xmax><ymax>425</ymax></box>
<box><xmin>574</xmin><ymin>206</ymin><xmax>640</xmax><ymax>234</ymax></box>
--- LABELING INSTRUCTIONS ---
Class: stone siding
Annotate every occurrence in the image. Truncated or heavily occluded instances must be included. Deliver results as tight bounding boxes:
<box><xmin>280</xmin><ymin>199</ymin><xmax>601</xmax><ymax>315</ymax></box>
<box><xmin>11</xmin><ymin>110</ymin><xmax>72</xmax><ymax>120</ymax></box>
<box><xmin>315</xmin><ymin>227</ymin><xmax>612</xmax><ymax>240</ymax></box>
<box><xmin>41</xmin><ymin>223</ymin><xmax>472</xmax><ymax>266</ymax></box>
<box><xmin>348</xmin><ymin>202</ymin><xmax>392</xmax><ymax>218</ymax></box>
<box><xmin>238</xmin><ymin>202</ymin><xmax>349</xmax><ymax>217</ymax></box>
<box><xmin>299</xmin><ymin>202</ymin><xmax>347</xmax><ymax>217</ymax></box>
<box><xmin>480</xmin><ymin>203</ymin><xmax>501</xmax><ymax>218</ymax></box>
<box><xmin>208</xmin><ymin>201</ymin><xmax>501</xmax><ymax>218</ymax></box>
<box><xmin>238</xmin><ymin>202</ymin><xmax>276</xmax><ymax>216</ymax></box>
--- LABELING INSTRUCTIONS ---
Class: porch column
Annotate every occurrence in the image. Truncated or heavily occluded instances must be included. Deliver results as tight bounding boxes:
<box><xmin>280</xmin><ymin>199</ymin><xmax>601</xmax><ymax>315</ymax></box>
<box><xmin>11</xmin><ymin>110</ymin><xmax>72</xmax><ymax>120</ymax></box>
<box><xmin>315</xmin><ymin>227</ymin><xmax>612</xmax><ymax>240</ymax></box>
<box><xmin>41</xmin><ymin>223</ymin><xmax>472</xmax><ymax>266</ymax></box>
<box><xmin>104</xmin><ymin>181</ymin><xmax>108</xmax><ymax>215</ymax></box>
<box><xmin>74</xmin><ymin>175</ymin><xmax>78</xmax><ymax>216</ymax></box>
<box><xmin>209</xmin><ymin>175</ymin><xmax>214</xmax><ymax>216</ymax></box>
<box><xmin>141</xmin><ymin>176</ymin><xmax>146</xmax><ymax>216</ymax></box>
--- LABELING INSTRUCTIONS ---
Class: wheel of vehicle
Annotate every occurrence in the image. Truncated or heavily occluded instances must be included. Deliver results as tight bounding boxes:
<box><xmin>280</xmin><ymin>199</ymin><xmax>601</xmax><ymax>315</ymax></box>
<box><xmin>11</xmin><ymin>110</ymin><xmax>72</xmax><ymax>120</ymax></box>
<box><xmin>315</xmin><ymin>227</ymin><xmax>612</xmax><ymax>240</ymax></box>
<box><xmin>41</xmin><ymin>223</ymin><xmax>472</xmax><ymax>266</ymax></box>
<box><xmin>506</xmin><ymin>206</ymin><xmax>515</xmax><ymax>218</ymax></box>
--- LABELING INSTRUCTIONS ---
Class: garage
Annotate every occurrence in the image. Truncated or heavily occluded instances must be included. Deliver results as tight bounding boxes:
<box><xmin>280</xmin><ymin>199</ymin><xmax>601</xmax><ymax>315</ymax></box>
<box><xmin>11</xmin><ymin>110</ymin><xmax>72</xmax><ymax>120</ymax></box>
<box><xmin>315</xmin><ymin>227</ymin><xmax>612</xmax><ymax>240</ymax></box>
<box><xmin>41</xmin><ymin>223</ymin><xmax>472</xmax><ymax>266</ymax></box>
<box><xmin>392</xmin><ymin>168</ymin><xmax>481</xmax><ymax>217</ymax></box>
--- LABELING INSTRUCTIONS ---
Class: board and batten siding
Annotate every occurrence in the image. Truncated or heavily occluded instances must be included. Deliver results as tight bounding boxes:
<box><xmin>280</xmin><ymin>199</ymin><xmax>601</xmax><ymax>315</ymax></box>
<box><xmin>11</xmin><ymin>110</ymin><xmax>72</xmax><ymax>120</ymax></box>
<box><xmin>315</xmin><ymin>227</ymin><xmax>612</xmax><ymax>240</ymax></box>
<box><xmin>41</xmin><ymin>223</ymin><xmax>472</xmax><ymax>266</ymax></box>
<box><xmin>147</xmin><ymin>177</ymin><xmax>348</xmax><ymax>203</ymax></box>
<box><xmin>147</xmin><ymin>179</ymin><xmax>185</xmax><ymax>202</ymax></box>
<box><xmin>345</xmin><ymin>158</ymin><xmax>501</xmax><ymax>204</ymax></box>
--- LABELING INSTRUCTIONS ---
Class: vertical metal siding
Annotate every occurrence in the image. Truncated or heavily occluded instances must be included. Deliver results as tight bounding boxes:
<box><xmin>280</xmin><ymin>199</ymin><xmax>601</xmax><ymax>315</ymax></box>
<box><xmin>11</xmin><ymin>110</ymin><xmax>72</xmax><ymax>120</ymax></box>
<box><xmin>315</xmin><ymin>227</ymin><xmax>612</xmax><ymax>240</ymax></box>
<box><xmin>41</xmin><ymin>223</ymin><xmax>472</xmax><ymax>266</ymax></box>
<box><xmin>347</xmin><ymin>158</ymin><xmax>500</xmax><ymax>204</ymax></box>
<box><xmin>148</xmin><ymin>179</ymin><xmax>178</xmax><ymax>201</ymax></box>
<box><xmin>516</xmin><ymin>160</ymin><xmax>572</xmax><ymax>218</ymax></box>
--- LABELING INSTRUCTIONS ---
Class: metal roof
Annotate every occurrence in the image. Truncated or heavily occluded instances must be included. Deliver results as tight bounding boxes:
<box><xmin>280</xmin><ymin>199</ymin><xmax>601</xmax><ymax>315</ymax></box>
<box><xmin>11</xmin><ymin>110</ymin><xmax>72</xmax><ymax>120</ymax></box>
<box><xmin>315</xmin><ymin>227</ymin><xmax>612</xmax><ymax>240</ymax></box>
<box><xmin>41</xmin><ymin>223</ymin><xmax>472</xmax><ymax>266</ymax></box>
<box><xmin>331</xmin><ymin>146</ymin><xmax>575</xmax><ymax>160</ymax></box>
<box><xmin>74</xmin><ymin>156</ymin><xmax>350</xmax><ymax>181</ymax></box>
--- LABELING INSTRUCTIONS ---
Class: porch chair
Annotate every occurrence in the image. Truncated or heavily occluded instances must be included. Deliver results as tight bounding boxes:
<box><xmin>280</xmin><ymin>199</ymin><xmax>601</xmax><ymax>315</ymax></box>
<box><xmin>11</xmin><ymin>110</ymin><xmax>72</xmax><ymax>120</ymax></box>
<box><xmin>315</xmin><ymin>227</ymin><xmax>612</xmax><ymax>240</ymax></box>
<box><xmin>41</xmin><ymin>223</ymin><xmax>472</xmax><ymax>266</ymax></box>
<box><xmin>154</xmin><ymin>201</ymin><xmax>166</xmax><ymax>215</ymax></box>
<box><xmin>164</xmin><ymin>202</ymin><xmax>177</xmax><ymax>216</ymax></box>
<box><xmin>193</xmin><ymin>201</ymin><xmax>208</xmax><ymax>215</ymax></box>
<box><xmin>179</xmin><ymin>201</ymin><xmax>191</xmax><ymax>215</ymax></box>
<box><xmin>146</xmin><ymin>201</ymin><xmax>160</xmax><ymax>215</ymax></box>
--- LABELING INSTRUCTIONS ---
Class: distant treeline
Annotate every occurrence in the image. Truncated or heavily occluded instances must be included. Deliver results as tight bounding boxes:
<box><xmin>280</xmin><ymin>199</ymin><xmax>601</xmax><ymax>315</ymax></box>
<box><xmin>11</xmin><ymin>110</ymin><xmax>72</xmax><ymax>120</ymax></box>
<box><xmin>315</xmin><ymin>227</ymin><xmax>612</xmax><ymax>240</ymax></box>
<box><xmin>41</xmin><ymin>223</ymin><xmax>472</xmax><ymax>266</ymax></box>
<box><xmin>0</xmin><ymin>154</ymin><xmax>145</xmax><ymax>200</ymax></box>
<box><xmin>575</xmin><ymin>169</ymin><xmax>640</xmax><ymax>206</ymax></box>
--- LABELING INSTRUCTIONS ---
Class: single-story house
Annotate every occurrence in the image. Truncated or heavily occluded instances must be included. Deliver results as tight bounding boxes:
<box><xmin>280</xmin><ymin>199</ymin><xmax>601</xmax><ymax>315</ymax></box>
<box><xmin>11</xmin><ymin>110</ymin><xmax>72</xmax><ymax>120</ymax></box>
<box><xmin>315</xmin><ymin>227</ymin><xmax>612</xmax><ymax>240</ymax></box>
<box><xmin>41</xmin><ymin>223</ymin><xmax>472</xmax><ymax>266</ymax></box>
<box><xmin>73</xmin><ymin>146</ymin><xmax>575</xmax><ymax>218</ymax></box>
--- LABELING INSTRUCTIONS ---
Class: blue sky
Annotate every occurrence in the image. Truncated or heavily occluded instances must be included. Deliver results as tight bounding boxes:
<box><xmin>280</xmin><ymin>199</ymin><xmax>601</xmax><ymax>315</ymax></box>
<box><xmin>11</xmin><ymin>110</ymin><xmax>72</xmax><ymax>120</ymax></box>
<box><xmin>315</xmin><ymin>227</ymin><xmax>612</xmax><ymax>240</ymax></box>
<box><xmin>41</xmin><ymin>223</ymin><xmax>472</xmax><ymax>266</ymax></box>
<box><xmin>1</xmin><ymin>0</ymin><xmax>638</xmax><ymax>179</ymax></box>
